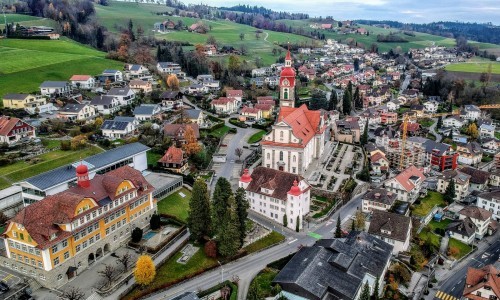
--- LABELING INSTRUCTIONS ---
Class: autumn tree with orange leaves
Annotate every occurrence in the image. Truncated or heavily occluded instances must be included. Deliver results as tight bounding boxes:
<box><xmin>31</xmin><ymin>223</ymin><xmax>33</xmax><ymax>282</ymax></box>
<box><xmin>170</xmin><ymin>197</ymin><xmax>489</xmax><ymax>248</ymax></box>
<box><xmin>166</xmin><ymin>74</ymin><xmax>180</xmax><ymax>90</ymax></box>
<box><xmin>182</xmin><ymin>126</ymin><xmax>201</xmax><ymax>156</ymax></box>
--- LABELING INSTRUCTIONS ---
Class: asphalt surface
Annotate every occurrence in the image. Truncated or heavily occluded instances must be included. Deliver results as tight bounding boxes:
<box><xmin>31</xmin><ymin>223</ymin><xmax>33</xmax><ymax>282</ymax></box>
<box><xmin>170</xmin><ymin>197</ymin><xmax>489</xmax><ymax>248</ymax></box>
<box><xmin>142</xmin><ymin>193</ymin><xmax>364</xmax><ymax>300</ymax></box>
<box><xmin>435</xmin><ymin>240</ymin><xmax>500</xmax><ymax>299</ymax></box>
<box><xmin>0</xmin><ymin>266</ymin><xmax>23</xmax><ymax>299</ymax></box>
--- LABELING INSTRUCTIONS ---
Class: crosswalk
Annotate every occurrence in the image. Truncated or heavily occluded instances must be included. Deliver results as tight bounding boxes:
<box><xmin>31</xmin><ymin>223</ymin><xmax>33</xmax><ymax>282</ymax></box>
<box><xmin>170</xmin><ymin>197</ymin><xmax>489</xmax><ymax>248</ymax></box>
<box><xmin>435</xmin><ymin>290</ymin><xmax>459</xmax><ymax>300</ymax></box>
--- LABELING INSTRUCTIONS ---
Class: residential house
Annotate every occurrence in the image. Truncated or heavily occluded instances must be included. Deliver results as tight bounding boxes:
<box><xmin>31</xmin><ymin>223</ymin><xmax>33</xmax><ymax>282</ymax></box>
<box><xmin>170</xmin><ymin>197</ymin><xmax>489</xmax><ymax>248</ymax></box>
<box><xmin>203</xmin><ymin>44</ymin><xmax>217</xmax><ymax>56</ymax></box>
<box><xmin>481</xmin><ymin>138</ymin><xmax>499</xmax><ymax>155</ymax></box>
<box><xmin>163</xmin><ymin>123</ymin><xmax>200</xmax><ymax>143</ymax></box>
<box><xmin>254</xmin><ymin>103</ymin><xmax>273</xmax><ymax>119</ymax></box>
<box><xmin>273</xmin><ymin>231</ymin><xmax>393</xmax><ymax>300</ymax></box>
<box><xmin>362</xmin><ymin>188</ymin><xmax>397</xmax><ymax>213</ymax></box>
<box><xmin>0</xmin><ymin>116</ymin><xmax>36</xmax><ymax>145</ymax></box>
<box><xmin>184</xmin><ymin>109</ymin><xmax>205</xmax><ymax>126</ymax></box>
<box><xmin>107</xmin><ymin>87</ymin><xmax>136</xmax><ymax>107</ymax></box>
<box><xmin>371</xmin><ymin>152</ymin><xmax>390</xmax><ymax>175</ymax></box>
<box><xmin>250</xmin><ymin>77</ymin><xmax>264</xmax><ymax>88</ymax></box>
<box><xmin>457</xmin><ymin>142</ymin><xmax>483</xmax><ymax>165</ymax></box>
<box><xmin>386</xmin><ymin>100</ymin><xmax>400</xmax><ymax>111</ymax></box>
<box><xmin>100</xmin><ymin>69</ymin><xmax>123</xmax><ymax>83</ymax></box>
<box><xmin>380</xmin><ymin>112</ymin><xmax>398</xmax><ymax>125</ymax></box>
<box><xmin>368</xmin><ymin>210</ymin><xmax>412</xmax><ymax>254</ymax></box>
<box><xmin>129</xmin><ymin>80</ymin><xmax>152</xmax><ymax>94</ymax></box>
<box><xmin>156</xmin><ymin>62</ymin><xmax>181</xmax><ymax>74</ymax></box>
<box><xmin>424</xmin><ymin>140</ymin><xmax>459</xmax><ymax>171</ymax></box>
<box><xmin>101</xmin><ymin>116</ymin><xmax>138</xmax><ymax>139</ymax></box>
<box><xmin>158</xmin><ymin>146</ymin><xmax>188</xmax><ymax>173</ymax></box>
<box><xmin>240</xmin><ymin>106</ymin><xmax>262</xmax><ymax>122</ymax></box>
<box><xmin>239</xmin><ymin>167</ymin><xmax>311</xmax><ymax>231</ymax></box>
<box><xmin>0</xmin><ymin>165</ymin><xmax>156</xmax><ymax>288</ymax></box>
<box><xmin>154</xmin><ymin>20</ymin><xmax>175</xmax><ymax>32</ymax></box>
<box><xmin>226</xmin><ymin>90</ymin><xmax>243</xmax><ymax>107</ymax></box>
<box><xmin>90</xmin><ymin>95</ymin><xmax>120</xmax><ymax>115</ymax></box>
<box><xmin>447</xmin><ymin>217</ymin><xmax>477</xmax><ymax>244</ymax></box>
<box><xmin>410</xmin><ymin>104</ymin><xmax>425</xmax><ymax>117</ymax></box>
<box><xmin>211</xmin><ymin>97</ymin><xmax>238</xmax><ymax>114</ymax></box>
<box><xmin>384</xmin><ymin>165</ymin><xmax>426</xmax><ymax>203</ymax></box>
<box><xmin>187</xmin><ymin>84</ymin><xmax>208</xmax><ymax>94</ymax></box>
<box><xmin>457</xmin><ymin>206</ymin><xmax>492</xmax><ymax>239</ymax></box>
<box><xmin>334</xmin><ymin>117</ymin><xmax>361</xmax><ymax>143</ymax></box>
<box><xmin>133</xmin><ymin>104</ymin><xmax>162</xmax><ymax>121</ymax></box>
<box><xmin>160</xmin><ymin>91</ymin><xmax>182</xmax><ymax>110</ymax></box>
<box><xmin>423</xmin><ymin>101</ymin><xmax>438</xmax><ymax>113</ymax></box>
<box><xmin>460</xmin><ymin>166</ymin><xmax>490</xmax><ymax>191</ymax></box>
<box><xmin>2</xmin><ymin>94</ymin><xmax>56</xmax><ymax>114</ymax></box>
<box><xmin>39</xmin><ymin>81</ymin><xmax>71</xmax><ymax>97</ymax></box>
<box><xmin>479</xmin><ymin>123</ymin><xmax>495</xmax><ymax>138</ymax></box>
<box><xmin>57</xmin><ymin>104</ymin><xmax>96</xmax><ymax>122</ymax></box>
<box><xmin>443</xmin><ymin>116</ymin><xmax>466</xmax><ymax>128</ymax></box>
<box><xmin>463</xmin><ymin>265</ymin><xmax>500</xmax><ymax>300</ymax></box>
<box><xmin>69</xmin><ymin>75</ymin><xmax>95</xmax><ymax>90</ymax></box>
<box><xmin>436</xmin><ymin>170</ymin><xmax>471</xmax><ymax>202</ymax></box>
<box><xmin>462</xmin><ymin>105</ymin><xmax>481</xmax><ymax>121</ymax></box>
<box><xmin>124</xmin><ymin>64</ymin><xmax>150</xmax><ymax>80</ymax></box>
<box><xmin>477</xmin><ymin>190</ymin><xmax>500</xmax><ymax>221</ymax></box>
<box><xmin>261</xmin><ymin>104</ymin><xmax>327</xmax><ymax>175</ymax></box>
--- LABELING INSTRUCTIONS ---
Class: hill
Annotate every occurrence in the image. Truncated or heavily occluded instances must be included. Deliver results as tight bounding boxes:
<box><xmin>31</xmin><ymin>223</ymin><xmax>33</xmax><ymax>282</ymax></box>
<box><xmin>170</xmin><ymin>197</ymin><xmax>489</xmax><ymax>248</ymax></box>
<box><xmin>445</xmin><ymin>58</ymin><xmax>500</xmax><ymax>75</ymax></box>
<box><xmin>0</xmin><ymin>38</ymin><xmax>123</xmax><ymax>97</ymax></box>
<box><xmin>0</xmin><ymin>13</ymin><xmax>57</xmax><ymax>31</ymax></box>
<box><xmin>95</xmin><ymin>1</ymin><xmax>317</xmax><ymax>65</ymax></box>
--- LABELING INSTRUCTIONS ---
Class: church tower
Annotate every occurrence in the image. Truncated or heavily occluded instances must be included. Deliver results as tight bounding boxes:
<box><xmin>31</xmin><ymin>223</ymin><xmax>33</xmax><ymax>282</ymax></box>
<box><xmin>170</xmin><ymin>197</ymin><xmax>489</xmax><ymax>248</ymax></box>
<box><xmin>279</xmin><ymin>50</ymin><xmax>296</xmax><ymax>108</ymax></box>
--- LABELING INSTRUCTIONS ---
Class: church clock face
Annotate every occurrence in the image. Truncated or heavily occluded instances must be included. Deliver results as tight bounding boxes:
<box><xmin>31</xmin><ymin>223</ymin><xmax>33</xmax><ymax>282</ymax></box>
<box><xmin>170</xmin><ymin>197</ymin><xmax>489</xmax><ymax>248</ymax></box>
<box><xmin>282</xmin><ymin>79</ymin><xmax>290</xmax><ymax>86</ymax></box>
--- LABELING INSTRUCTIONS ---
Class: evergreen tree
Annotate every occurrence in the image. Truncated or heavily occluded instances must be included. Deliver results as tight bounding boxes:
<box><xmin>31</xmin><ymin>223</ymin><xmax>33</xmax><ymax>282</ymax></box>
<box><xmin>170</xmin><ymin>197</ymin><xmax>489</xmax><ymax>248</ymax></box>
<box><xmin>444</xmin><ymin>179</ymin><xmax>456</xmax><ymax>204</ymax></box>
<box><xmin>448</xmin><ymin>129</ymin><xmax>453</xmax><ymax>140</ymax></box>
<box><xmin>295</xmin><ymin>216</ymin><xmax>300</xmax><ymax>232</ymax></box>
<box><xmin>187</xmin><ymin>178</ymin><xmax>212</xmax><ymax>241</ymax></box>
<box><xmin>212</xmin><ymin>177</ymin><xmax>233</xmax><ymax>237</ymax></box>
<box><xmin>360</xmin><ymin>281</ymin><xmax>371</xmax><ymax>300</ymax></box>
<box><xmin>329</xmin><ymin>90</ymin><xmax>338</xmax><ymax>110</ymax></box>
<box><xmin>217</xmin><ymin>195</ymin><xmax>241</xmax><ymax>257</ymax></box>
<box><xmin>235</xmin><ymin>187</ymin><xmax>249</xmax><ymax>247</ymax></box>
<box><xmin>437</xmin><ymin>116</ymin><xmax>443</xmax><ymax>129</ymax></box>
<box><xmin>354</xmin><ymin>87</ymin><xmax>362</xmax><ymax>109</ymax></box>
<box><xmin>128</xmin><ymin>19</ymin><xmax>135</xmax><ymax>41</ymax></box>
<box><xmin>372</xmin><ymin>276</ymin><xmax>380</xmax><ymax>300</ymax></box>
<box><xmin>335</xmin><ymin>215</ymin><xmax>342</xmax><ymax>238</ymax></box>
<box><xmin>283</xmin><ymin>214</ymin><xmax>288</xmax><ymax>228</ymax></box>
<box><xmin>96</xmin><ymin>27</ymin><xmax>104</xmax><ymax>49</ymax></box>
<box><xmin>342</xmin><ymin>89</ymin><xmax>352</xmax><ymax>115</ymax></box>
<box><xmin>347</xmin><ymin>81</ymin><xmax>353</xmax><ymax>96</ymax></box>
<box><xmin>248</xmin><ymin>280</ymin><xmax>264</xmax><ymax>300</ymax></box>
<box><xmin>361</xmin><ymin>119</ymin><xmax>369</xmax><ymax>145</ymax></box>
<box><xmin>351</xmin><ymin>219</ymin><xmax>355</xmax><ymax>231</ymax></box>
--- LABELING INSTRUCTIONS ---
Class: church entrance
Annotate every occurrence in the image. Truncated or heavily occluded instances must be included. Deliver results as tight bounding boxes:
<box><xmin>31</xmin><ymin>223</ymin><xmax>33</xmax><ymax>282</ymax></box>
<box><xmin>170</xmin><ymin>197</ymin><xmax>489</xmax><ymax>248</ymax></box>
<box><xmin>279</xmin><ymin>166</ymin><xmax>284</xmax><ymax>171</ymax></box>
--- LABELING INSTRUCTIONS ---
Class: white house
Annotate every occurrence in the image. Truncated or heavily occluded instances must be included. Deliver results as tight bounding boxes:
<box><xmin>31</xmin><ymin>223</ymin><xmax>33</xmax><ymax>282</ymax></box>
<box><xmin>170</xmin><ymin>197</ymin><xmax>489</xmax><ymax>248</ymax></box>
<box><xmin>187</xmin><ymin>84</ymin><xmax>208</xmax><ymax>94</ymax></box>
<box><xmin>239</xmin><ymin>167</ymin><xmax>311</xmax><ymax>231</ymax></box>
<box><xmin>477</xmin><ymin>190</ymin><xmax>500</xmax><ymax>221</ymax></box>
<box><xmin>457</xmin><ymin>142</ymin><xmax>483</xmax><ymax>165</ymax></box>
<box><xmin>479</xmin><ymin>124</ymin><xmax>495</xmax><ymax>138</ymax></box>
<box><xmin>423</xmin><ymin>101</ymin><xmax>438</xmax><ymax>113</ymax></box>
<box><xmin>69</xmin><ymin>75</ymin><xmax>95</xmax><ymax>89</ymax></box>
<box><xmin>90</xmin><ymin>95</ymin><xmax>120</xmax><ymax>115</ymax></box>
<box><xmin>457</xmin><ymin>206</ymin><xmax>492</xmax><ymax>239</ymax></box>
<box><xmin>261</xmin><ymin>104</ymin><xmax>327</xmax><ymax>175</ymax></box>
<box><xmin>39</xmin><ymin>81</ymin><xmax>71</xmax><ymax>96</ymax></box>
<box><xmin>384</xmin><ymin>166</ymin><xmax>426</xmax><ymax>203</ymax></box>
<box><xmin>368</xmin><ymin>210</ymin><xmax>412</xmax><ymax>254</ymax></box>
<box><xmin>124</xmin><ymin>64</ymin><xmax>151</xmax><ymax>80</ymax></box>
<box><xmin>0</xmin><ymin>116</ymin><xmax>36</xmax><ymax>145</ymax></box>
<box><xmin>101</xmin><ymin>69</ymin><xmax>123</xmax><ymax>82</ymax></box>
<box><xmin>107</xmin><ymin>87</ymin><xmax>136</xmax><ymax>106</ymax></box>
<box><xmin>133</xmin><ymin>104</ymin><xmax>162</xmax><ymax>121</ymax></box>
<box><xmin>101</xmin><ymin>116</ymin><xmax>139</xmax><ymax>139</ymax></box>
<box><xmin>362</xmin><ymin>188</ymin><xmax>397</xmax><ymax>213</ymax></box>
<box><xmin>57</xmin><ymin>104</ymin><xmax>97</xmax><ymax>121</ymax></box>
<box><xmin>226</xmin><ymin>90</ymin><xmax>243</xmax><ymax>107</ymax></box>
<box><xmin>436</xmin><ymin>170</ymin><xmax>471</xmax><ymax>202</ymax></box>
<box><xmin>443</xmin><ymin>116</ymin><xmax>466</xmax><ymax>128</ymax></box>
<box><xmin>386</xmin><ymin>100</ymin><xmax>400</xmax><ymax>111</ymax></box>
<box><xmin>157</xmin><ymin>62</ymin><xmax>181</xmax><ymax>74</ymax></box>
<box><xmin>211</xmin><ymin>97</ymin><xmax>238</xmax><ymax>114</ymax></box>
<box><xmin>462</xmin><ymin>105</ymin><xmax>481</xmax><ymax>121</ymax></box>
<box><xmin>447</xmin><ymin>217</ymin><xmax>476</xmax><ymax>244</ymax></box>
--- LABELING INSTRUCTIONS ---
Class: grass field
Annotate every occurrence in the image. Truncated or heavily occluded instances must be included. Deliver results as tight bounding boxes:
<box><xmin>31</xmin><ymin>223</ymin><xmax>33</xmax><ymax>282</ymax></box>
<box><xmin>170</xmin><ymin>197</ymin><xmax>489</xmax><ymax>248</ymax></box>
<box><xmin>448</xmin><ymin>238</ymin><xmax>473</xmax><ymax>259</ymax></box>
<box><xmin>243</xmin><ymin>231</ymin><xmax>285</xmax><ymax>253</ymax></box>
<box><xmin>445</xmin><ymin>61</ymin><xmax>500</xmax><ymax>74</ymax></box>
<box><xmin>0</xmin><ymin>13</ymin><xmax>56</xmax><ymax>31</ymax></box>
<box><xmin>247</xmin><ymin>130</ymin><xmax>266</xmax><ymax>143</ymax></box>
<box><xmin>418</xmin><ymin>229</ymin><xmax>441</xmax><ymax>249</ymax></box>
<box><xmin>0</xmin><ymin>38</ymin><xmax>123</xmax><ymax>97</ymax></box>
<box><xmin>157</xmin><ymin>187</ymin><xmax>191</xmax><ymax>222</ymax></box>
<box><xmin>412</xmin><ymin>191</ymin><xmax>446</xmax><ymax>217</ymax></box>
<box><xmin>0</xmin><ymin>143</ymin><xmax>103</xmax><ymax>189</ymax></box>
<box><xmin>250</xmin><ymin>268</ymin><xmax>279</xmax><ymax>297</ymax></box>
<box><xmin>97</xmin><ymin>1</ymin><xmax>316</xmax><ymax>66</ymax></box>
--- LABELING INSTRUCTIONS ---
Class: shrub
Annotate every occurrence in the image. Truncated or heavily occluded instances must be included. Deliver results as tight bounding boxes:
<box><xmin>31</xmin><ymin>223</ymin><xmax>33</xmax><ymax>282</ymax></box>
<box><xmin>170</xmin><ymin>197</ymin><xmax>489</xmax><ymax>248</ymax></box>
<box><xmin>150</xmin><ymin>214</ymin><xmax>161</xmax><ymax>230</ymax></box>
<box><xmin>204</xmin><ymin>240</ymin><xmax>217</xmax><ymax>258</ymax></box>
<box><xmin>131</xmin><ymin>227</ymin><xmax>143</xmax><ymax>243</ymax></box>
<box><xmin>60</xmin><ymin>140</ymin><xmax>71</xmax><ymax>151</ymax></box>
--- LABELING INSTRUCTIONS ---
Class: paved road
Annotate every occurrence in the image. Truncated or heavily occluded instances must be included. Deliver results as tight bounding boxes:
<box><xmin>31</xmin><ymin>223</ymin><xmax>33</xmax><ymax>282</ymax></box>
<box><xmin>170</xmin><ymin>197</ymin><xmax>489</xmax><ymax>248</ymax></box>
<box><xmin>142</xmin><ymin>192</ymin><xmax>365</xmax><ymax>300</ymax></box>
<box><xmin>434</xmin><ymin>239</ymin><xmax>500</xmax><ymax>300</ymax></box>
<box><xmin>428</xmin><ymin>119</ymin><xmax>442</xmax><ymax>142</ymax></box>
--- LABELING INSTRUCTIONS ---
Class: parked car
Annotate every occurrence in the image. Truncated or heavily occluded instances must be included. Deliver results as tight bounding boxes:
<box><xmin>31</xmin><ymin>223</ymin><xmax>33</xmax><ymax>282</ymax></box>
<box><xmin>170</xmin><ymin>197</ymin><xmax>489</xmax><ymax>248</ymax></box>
<box><xmin>0</xmin><ymin>281</ymin><xmax>9</xmax><ymax>293</ymax></box>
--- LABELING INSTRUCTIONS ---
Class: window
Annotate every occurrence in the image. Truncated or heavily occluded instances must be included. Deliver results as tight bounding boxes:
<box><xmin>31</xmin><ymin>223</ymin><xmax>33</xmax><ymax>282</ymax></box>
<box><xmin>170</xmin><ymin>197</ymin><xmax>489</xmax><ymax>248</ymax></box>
<box><xmin>64</xmin><ymin>252</ymin><xmax>69</xmax><ymax>260</ymax></box>
<box><xmin>62</xmin><ymin>240</ymin><xmax>68</xmax><ymax>248</ymax></box>
<box><xmin>58</xmin><ymin>274</ymin><xmax>63</xmax><ymax>280</ymax></box>
<box><xmin>31</xmin><ymin>258</ymin><xmax>35</xmax><ymax>266</ymax></box>
<box><xmin>279</xmin><ymin>151</ymin><xmax>284</xmax><ymax>161</ymax></box>
<box><xmin>38</xmin><ymin>261</ymin><xmax>43</xmax><ymax>269</ymax></box>
<box><xmin>13</xmin><ymin>231</ymin><xmax>17</xmax><ymax>238</ymax></box>
<box><xmin>53</xmin><ymin>257</ymin><xmax>59</xmax><ymax>266</ymax></box>
<box><xmin>52</xmin><ymin>245</ymin><xmax>58</xmax><ymax>253</ymax></box>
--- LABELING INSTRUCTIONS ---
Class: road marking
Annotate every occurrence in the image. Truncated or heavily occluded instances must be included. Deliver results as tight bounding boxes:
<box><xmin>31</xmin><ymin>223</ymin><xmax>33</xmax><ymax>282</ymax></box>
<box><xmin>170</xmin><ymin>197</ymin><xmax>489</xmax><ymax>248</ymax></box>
<box><xmin>288</xmin><ymin>238</ymin><xmax>297</xmax><ymax>245</ymax></box>
<box><xmin>451</xmin><ymin>287</ymin><xmax>455</xmax><ymax>291</ymax></box>
<box><xmin>308</xmin><ymin>232</ymin><xmax>322</xmax><ymax>239</ymax></box>
<box><xmin>3</xmin><ymin>274</ymin><xmax>12</xmax><ymax>281</ymax></box>
<box><xmin>435</xmin><ymin>290</ymin><xmax>459</xmax><ymax>300</ymax></box>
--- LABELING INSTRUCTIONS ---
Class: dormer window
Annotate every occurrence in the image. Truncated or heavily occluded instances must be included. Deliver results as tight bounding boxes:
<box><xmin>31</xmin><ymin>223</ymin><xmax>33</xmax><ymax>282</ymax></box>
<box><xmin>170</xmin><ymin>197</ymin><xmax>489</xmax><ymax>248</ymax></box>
<box><xmin>50</xmin><ymin>233</ymin><xmax>57</xmax><ymax>241</ymax></box>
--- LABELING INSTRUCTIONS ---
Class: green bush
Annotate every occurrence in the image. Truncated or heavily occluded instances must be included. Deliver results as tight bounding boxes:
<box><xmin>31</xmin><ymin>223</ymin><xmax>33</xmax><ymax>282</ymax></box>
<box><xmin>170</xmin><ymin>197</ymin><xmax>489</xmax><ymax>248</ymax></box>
<box><xmin>131</xmin><ymin>227</ymin><xmax>143</xmax><ymax>243</ymax></box>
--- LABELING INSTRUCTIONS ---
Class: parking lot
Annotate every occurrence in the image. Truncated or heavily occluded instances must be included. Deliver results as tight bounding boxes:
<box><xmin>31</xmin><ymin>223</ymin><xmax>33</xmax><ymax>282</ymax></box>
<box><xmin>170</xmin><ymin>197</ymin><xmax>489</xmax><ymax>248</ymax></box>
<box><xmin>0</xmin><ymin>267</ymin><xmax>23</xmax><ymax>298</ymax></box>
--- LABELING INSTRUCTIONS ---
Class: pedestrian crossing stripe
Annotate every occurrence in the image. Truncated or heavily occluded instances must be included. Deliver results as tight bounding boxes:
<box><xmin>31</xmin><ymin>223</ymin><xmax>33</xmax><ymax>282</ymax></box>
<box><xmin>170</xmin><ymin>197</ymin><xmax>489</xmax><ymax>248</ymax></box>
<box><xmin>435</xmin><ymin>290</ymin><xmax>459</xmax><ymax>300</ymax></box>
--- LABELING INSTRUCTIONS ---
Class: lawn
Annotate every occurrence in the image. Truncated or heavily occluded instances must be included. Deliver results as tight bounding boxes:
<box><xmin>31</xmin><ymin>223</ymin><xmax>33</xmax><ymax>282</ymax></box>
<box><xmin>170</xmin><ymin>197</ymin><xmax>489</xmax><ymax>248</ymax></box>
<box><xmin>496</xmin><ymin>132</ymin><xmax>500</xmax><ymax>139</ymax></box>
<box><xmin>419</xmin><ymin>118</ymin><xmax>435</xmax><ymax>128</ymax></box>
<box><xmin>428</xmin><ymin>219</ymin><xmax>452</xmax><ymax>231</ymax></box>
<box><xmin>209</xmin><ymin>125</ymin><xmax>231</xmax><ymax>138</ymax></box>
<box><xmin>122</xmin><ymin>247</ymin><xmax>218</xmax><ymax>300</ymax></box>
<box><xmin>247</xmin><ymin>130</ymin><xmax>266</xmax><ymax>144</ymax></box>
<box><xmin>250</xmin><ymin>268</ymin><xmax>279</xmax><ymax>297</ymax></box>
<box><xmin>157</xmin><ymin>187</ymin><xmax>191</xmax><ymax>222</ymax></box>
<box><xmin>445</xmin><ymin>61</ymin><xmax>500</xmax><ymax>74</ymax></box>
<box><xmin>0</xmin><ymin>143</ymin><xmax>103</xmax><ymax>189</ymax></box>
<box><xmin>418</xmin><ymin>229</ymin><xmax>441</xmax><ymax>249</ymax></box>
<box><xmin>243</xmin><ymin>231</ymin><xmax>285</xmax><ymax>253</ymax></box>
<box><xmin>448</xmin><ymin>238</ymin><xmax>473</xmax><ymax>259</ymax></box>
<box><xmin>146</xmin><ymin>151</ymin><xmax>163</xmax><ymax>167</ymax></box>
<box><xmin>0</xmin><ymin>38</ymin><xmax>123</xmax><ymax>96</ymax></box>
<box><xmin>412</xmin><ymin>191</ymin><xmax>446</xmax><ymax>217</ymax></box>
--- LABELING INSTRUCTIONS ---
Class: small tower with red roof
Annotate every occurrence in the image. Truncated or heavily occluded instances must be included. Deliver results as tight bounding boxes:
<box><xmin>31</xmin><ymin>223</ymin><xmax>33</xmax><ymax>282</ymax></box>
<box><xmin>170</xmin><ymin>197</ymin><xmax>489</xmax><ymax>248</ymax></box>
<box><xmin>279</xmin><ymin>49</ymin><xmax>296</xmax><ymax>108</ymax></box>
<box><xmin>287</xmin><ymin>179</ymin><xmax>302</xmax><ymax>197</ymax></box>
<box><xmin>239</xmin><ymin>169</ymin><xmax>252</xmax><ymax>189</ymax></box>
<box><xmin>76</xmin><ymin>163</ymin><xmax>90</xmax><ymax>188</ymax></box>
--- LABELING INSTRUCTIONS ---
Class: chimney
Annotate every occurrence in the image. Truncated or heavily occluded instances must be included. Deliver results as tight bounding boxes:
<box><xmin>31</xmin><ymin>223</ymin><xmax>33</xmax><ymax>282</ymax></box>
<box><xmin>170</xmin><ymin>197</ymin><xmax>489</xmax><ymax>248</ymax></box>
<box><xmin>76</xmin><ymin>163</ymin><xmax>90</xmax><ymax>188</ymax></box>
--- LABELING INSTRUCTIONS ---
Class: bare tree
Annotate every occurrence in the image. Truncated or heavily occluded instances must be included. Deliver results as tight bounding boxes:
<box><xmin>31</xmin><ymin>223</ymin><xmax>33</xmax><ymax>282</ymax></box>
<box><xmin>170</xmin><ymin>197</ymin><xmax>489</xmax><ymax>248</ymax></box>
<box><xmin>98</xmin><ymin>264</ymin><xmax>115</xmax><ymax>287</ymax></box>
<box><xmin>235</xmin><ymin>148</ymin><xmax>243</xmax><ymax>161</ymax></box>
<box><xmin>117</xmin><ymin>253</ymin><xmax>132</xmax><ymax>271</ymax></box>
<box><xmin>62</xmin><ymin>287</ymin><xmax>85</xmax><ymax>300</ymax></box>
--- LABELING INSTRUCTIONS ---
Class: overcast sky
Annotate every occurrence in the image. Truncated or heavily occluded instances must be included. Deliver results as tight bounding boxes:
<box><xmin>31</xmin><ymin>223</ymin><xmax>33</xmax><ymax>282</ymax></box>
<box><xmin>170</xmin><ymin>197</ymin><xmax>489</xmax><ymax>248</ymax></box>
<box><xmin>184</xmin><ymin>0</ymin><xmax>500</xmax><ymax>24</ymax></box>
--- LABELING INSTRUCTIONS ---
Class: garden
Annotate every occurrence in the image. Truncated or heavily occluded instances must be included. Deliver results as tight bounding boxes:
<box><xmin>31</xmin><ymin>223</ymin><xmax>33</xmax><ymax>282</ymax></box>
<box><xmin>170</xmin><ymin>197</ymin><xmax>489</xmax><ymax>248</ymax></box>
<box><xmin>411</xmin><ymin>192</ymin><xmax>446</xmax><ymax>218</ymax></box>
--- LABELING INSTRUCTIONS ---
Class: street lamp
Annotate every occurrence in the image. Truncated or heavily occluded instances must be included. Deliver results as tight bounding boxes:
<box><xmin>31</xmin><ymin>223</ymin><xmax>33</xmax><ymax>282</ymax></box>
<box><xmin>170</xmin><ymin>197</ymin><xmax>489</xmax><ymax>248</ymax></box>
<box><xmin>217</xmin><ymin>260</ymin><xmax>224</xmax><ymax>283</ymax></box>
